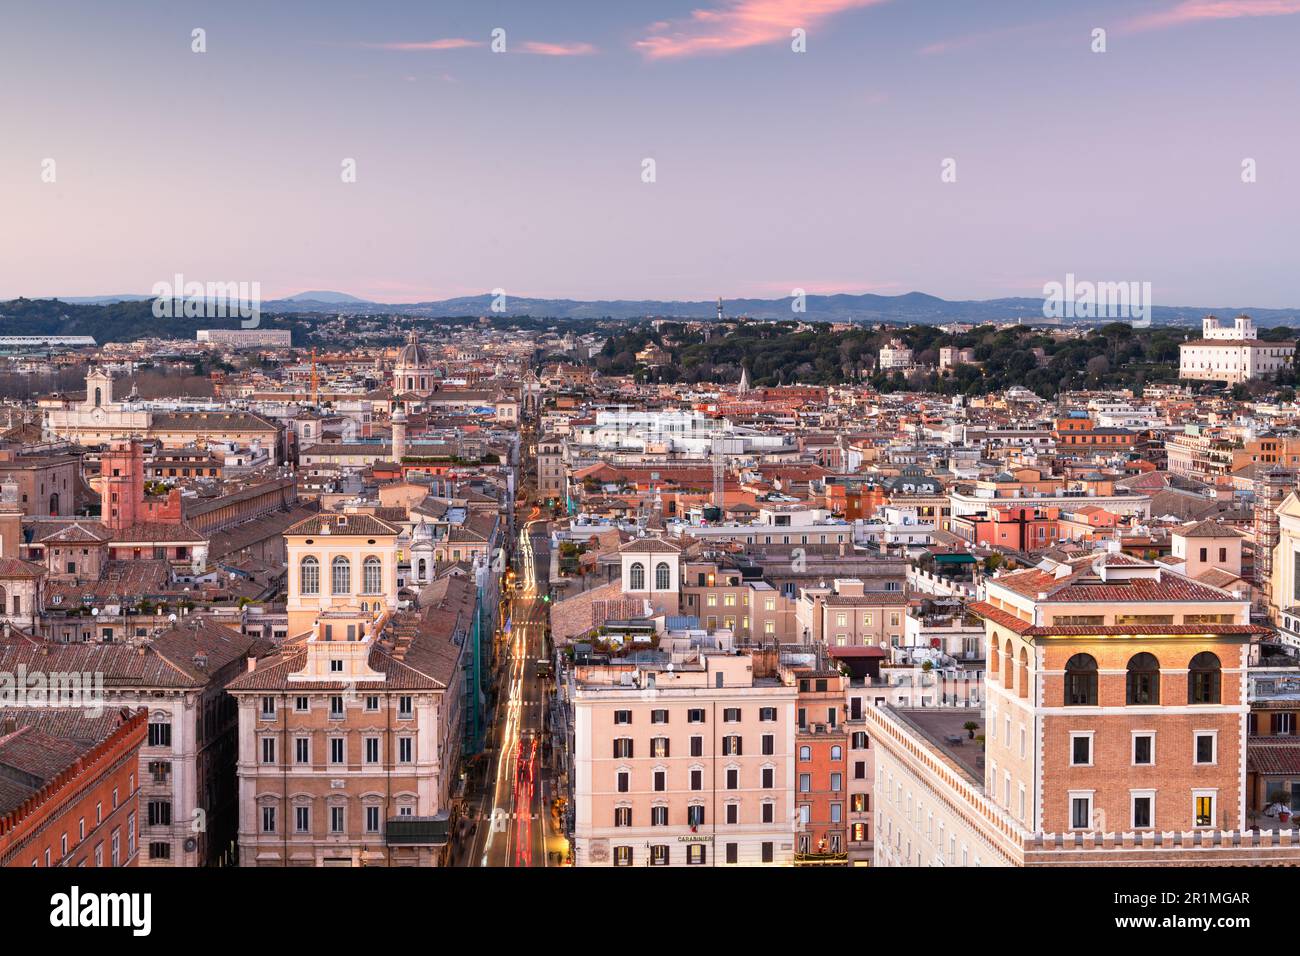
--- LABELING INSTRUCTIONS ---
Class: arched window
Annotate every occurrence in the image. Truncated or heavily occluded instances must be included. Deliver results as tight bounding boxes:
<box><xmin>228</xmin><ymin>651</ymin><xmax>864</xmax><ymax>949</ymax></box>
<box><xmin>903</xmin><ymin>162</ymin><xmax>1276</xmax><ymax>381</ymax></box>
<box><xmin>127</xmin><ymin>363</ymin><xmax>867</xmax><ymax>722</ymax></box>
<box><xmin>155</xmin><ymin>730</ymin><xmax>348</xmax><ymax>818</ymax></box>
<box><xmin>655</xmin><ymin>562</ymin><xmax>670</xmax><ymax>591</ymax></box>
<box><xmin>629</xmin><ymin>562</ymin><xmax>645</xmax><ymax>590</ymax></box>
<box><xmin>331</xmin><ymin>556</ymin><xmax>351</xmax><ymax>595</ymax></box>
<box><xmin>1064</xmin><ymin>653</ymin><xmax>1098</xmax><ymax>706</ymax></box>
<box><xmin>1018</xmin><ymin>647</ymin><xmax>1030</xmax><ymax>699</ymax></box>
<box><xmin>1126</xmin><ymin>653</ymin><xmax>1161</xmax><ymax>705</ymax></box>
<box><xmin>94</xmin><ymin>387</ymin><xmax>101</xmax><ymax>407</ymax></box>
<box><xmin>362</xmin><ymin>556</ymin><xmax>382</xmax><ymax>595</ymax></box>
<box><xmin>300</xmin><ymin>556</ymin><xmax>319</xmax><ymax>595</ymax></box>
<box><xmin>48</xmin><ymin>493</ymin><xmax>59</xmax><ymax>515</ymax></box>
<box><xmin>1188</xmin><ymin>652</ymin><xmax>1221</xmax><ymax>704</ymax></box>
<box><xmin>417</xmin><ymin>558</ymin><xmax>427</xmax><ymax>580</ymax></box>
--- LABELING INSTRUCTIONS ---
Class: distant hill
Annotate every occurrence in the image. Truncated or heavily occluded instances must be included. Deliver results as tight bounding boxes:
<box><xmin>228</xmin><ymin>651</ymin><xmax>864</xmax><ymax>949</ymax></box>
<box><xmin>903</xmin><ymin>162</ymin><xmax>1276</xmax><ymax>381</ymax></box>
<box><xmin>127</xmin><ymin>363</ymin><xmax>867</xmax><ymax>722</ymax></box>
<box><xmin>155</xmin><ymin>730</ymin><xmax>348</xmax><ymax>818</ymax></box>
<box><xmin>261</xmin><ymin>290</ymin><xmax>1300</xmax><ymax>326</ymax></box>
<box><xmin>281</xmin><ymin>290</ymin><xmax>368</xmax><ymax>304</ymax></box>
<box><xmin>6</xmin><ymin>290</ymin><xmax>1300</xmax><ymax>340</ymax></box>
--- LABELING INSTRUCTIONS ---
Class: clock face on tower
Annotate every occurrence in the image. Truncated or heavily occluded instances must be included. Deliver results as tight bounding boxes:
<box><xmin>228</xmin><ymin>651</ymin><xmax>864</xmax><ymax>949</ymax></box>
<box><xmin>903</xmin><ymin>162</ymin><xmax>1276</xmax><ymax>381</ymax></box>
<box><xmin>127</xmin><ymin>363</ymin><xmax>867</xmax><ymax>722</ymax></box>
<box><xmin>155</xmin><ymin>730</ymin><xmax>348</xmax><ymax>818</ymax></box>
<box><xmin>91</xmin><ymin>406</ymin><xmax>106</xmax><ymax>422</ymax></box>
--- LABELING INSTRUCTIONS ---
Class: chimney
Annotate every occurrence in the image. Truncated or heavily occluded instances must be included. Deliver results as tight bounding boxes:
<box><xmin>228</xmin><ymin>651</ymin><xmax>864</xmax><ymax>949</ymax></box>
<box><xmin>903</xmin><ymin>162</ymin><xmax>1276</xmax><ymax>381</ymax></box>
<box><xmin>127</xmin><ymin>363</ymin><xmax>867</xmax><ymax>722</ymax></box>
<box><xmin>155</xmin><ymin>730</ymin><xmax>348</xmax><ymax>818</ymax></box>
<box><xmin>246</xmin><ymin>656</ymin><xmax>257</xmax><ymax>673</ymax></box>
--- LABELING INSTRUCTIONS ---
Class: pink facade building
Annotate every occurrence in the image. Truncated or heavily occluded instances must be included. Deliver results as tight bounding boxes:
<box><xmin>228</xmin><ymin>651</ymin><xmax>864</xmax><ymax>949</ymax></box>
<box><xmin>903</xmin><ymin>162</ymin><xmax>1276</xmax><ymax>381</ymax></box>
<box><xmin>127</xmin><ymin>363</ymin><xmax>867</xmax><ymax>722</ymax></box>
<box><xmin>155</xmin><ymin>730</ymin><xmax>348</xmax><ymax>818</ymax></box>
<box><xmin>573</xmin><ymin>647</ymin><xmax>798</xmax><ymax>866</ymax></box>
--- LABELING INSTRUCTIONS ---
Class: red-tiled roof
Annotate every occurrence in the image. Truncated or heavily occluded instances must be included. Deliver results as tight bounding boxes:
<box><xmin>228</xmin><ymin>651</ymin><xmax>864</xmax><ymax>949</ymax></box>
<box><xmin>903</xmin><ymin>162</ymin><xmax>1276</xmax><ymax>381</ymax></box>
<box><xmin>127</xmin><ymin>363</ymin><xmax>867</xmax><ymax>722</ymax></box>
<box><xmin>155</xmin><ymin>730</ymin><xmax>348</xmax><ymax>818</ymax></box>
<box><xmin>1248</xmin><ymin>744</ymin><xmax>1300</xmax><ymax>775</ymax></box>
<box><xmin>967</xmin><ymin>601</ymin><xmax>1034</xmax><ymax>634</ymax></box>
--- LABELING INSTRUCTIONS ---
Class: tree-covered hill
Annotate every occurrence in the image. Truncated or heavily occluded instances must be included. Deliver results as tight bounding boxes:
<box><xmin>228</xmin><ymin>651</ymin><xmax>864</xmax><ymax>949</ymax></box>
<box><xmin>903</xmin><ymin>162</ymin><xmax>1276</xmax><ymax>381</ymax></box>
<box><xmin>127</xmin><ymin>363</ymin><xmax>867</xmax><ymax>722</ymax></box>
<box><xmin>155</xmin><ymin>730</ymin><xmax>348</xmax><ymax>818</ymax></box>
<box><xmin>597</xmin><ymin>320</ymin><xmax>1297</xmax><ymax>399</ymax></box>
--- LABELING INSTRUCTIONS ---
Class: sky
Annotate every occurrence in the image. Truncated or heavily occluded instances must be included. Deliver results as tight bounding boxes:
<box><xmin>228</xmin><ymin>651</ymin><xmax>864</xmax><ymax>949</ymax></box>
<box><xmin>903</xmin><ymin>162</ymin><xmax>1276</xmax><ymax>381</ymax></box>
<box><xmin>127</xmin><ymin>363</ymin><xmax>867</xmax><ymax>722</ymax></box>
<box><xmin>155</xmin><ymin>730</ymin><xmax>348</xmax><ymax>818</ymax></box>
<box><xmin>2</xmin><ymin>0</ymin><xmax>1299</xmax><ymax>307</ymax></box>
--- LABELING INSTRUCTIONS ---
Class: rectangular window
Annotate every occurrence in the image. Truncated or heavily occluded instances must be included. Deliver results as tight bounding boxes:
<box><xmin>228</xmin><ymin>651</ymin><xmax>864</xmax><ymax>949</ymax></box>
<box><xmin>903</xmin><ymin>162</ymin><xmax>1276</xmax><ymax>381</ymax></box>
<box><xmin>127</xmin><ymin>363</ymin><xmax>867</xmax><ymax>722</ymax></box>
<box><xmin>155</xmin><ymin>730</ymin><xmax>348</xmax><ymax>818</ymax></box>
<box><xmin>365</xmin><ymin>737</ymin><xmax>380</xmax><ymax>763</ymax></box>
<box><xmin>1194</xmin><ymin>792</ymin><xmax>1216</xmax><ymax>828</ymax></box>
<box><xmin>614</xmin><ymin>710</ymin><xmax>632</xmax><ymax>724</ymax></box>
<box><xmin>1195</xmin><ymin>733</ymin><xmax>1216</xmax><ymax>765</ymax></box>
<box><xmin>295</xmin><ymin>738</ymin><xmax>309</xmax><ymax>764</ymax></box>
<box><xmin>651</xmin><ymin>709</ymin><xmax>668</xmax><ymax>724</ymax></box>
<box><xmin>1133</xmin><ymin>733</ymin><xmax>1153</xmax><ymax>766</ymax></box>
<box><xmin>687</xmin><ymin>844</ymin><xmax>706</xmax><ymax>865</ymax></box>
<box><xmin>1070</xmin><ymin>794</ymin><xmax>1092</xmax><ymax>830</ymax></box>
<box><xmin>688</xmin><ymin>708</ymin><xmax>705</xmax><ymax>723</ymax></box>
<box><xmin>1132</xmin><ymin>793</ymin><xmax>1154</xmax><ymax>829</ymax></box>
<box><xmin>330</xmin><ymin>738</ymin><xmax>344</xmax><ymax>764</ymax></box>
<box><xmin>1070</xmin><ymin>733</ymin><xmax>1092</xmax><ymax>767</ymax></box>
<box><xmin>261</xmin><ymin>737</ymin><xmax>276</xmax><ymax>763</ymax></box>
<box><xmin>331</xmin><ymin>807</ymin><xmax>344</xmax><ymax>833</ymax></box>
<box><xmin>399</xmin><ymin>696</ymin><xmax>414</xmax><ymax>718</ymax></box>
<box><xmin>398</xmin><ymin>737</ymin><xmax>413</xmax><ymax>763</ymax></box>
<box><xmin>296</xmin><ymin>806</ymin><xmax>310</xmax><ymax>833</ymax></box>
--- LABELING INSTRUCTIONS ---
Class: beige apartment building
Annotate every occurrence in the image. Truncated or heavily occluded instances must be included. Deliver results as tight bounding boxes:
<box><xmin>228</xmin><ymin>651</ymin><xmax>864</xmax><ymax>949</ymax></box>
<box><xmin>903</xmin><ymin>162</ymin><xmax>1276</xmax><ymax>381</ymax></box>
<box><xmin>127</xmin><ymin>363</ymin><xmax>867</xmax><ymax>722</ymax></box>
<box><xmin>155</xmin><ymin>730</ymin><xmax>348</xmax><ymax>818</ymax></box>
<box><xmin>285</xmin><ymin>512</ymin><xmax>401</xmax><ymax>638</ymax></box>
<box><xmin>796</xmin><ymin>578</ymin><xmax>909</xmax><ymax>648</ymax></box>
<box><xmin>680</xmin><ymin>558</ymin><xmax>797</xmax><ymax>643</ymax></box>
<box><xmin>536</xmin><ymin>434</ymin><xmax>565</xmax><ymax>499</ymax></box>
<box><xmin>229</xmin><ymin>597</ymin><xmax>470</xmax><ymax>867</ymax></box>
<box><xmin>573</xmin><ymin>648</ymin><xmax>799</xmax><ymax>867</ymax></box>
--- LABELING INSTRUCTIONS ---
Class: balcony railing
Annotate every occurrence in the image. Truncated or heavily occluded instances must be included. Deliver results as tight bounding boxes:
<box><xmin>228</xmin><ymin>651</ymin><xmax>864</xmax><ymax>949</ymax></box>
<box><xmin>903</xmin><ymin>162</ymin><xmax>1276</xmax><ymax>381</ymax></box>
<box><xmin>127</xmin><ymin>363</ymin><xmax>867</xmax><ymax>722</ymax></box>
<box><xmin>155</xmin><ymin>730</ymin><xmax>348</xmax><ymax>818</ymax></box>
<box><xmin>385</xmin><ymin>816</ymin><xmax>449</xmax><ymax>846</ymax></box>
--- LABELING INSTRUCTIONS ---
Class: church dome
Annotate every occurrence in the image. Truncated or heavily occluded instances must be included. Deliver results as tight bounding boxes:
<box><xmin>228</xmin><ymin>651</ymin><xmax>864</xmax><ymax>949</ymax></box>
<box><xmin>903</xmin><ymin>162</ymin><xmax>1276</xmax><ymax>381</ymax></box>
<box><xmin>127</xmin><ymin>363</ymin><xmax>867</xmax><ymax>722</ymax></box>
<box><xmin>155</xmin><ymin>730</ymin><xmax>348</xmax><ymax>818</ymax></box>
<box><xmin>396</xmin><ymin>331</ymin><xmax>432</xmax><ymax>369</ymax></box>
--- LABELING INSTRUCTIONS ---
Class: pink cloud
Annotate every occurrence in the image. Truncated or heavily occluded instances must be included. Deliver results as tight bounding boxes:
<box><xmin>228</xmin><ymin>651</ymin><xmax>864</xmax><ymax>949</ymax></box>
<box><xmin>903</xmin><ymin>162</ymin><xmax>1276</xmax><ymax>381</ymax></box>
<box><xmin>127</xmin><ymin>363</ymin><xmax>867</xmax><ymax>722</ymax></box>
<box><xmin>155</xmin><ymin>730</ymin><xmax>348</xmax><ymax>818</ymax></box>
<box><xmin>362</xmin><ymin>38</ymin><xmax>482</xmax><ymax>51</ymax></box>
<box><xmin>1125</xmin><ymin>0</ymin><xmax>1300</xmax><ymax>32</ymax></box>
<box><xmin>519</xmin><ymin>41</ymin><xmax>598</xmax><ymax>56</ymax></box>
<box><xmin>634</xmin><ymin>0</ymin><xmax>890</xmax><ymax>59</ymax></box>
